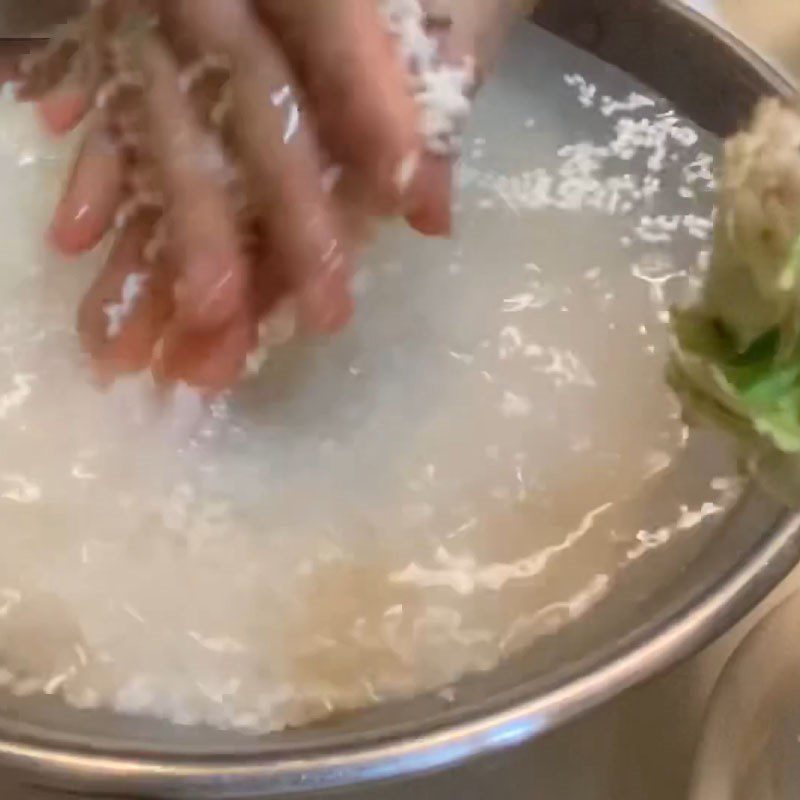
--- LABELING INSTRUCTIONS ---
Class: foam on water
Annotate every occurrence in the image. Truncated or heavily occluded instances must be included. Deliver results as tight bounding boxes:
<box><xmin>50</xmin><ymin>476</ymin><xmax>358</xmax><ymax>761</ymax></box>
<box><xmin>0</xmin><ymin>26</ymin><xmax>738</xmax><ymax>733</ymax></box>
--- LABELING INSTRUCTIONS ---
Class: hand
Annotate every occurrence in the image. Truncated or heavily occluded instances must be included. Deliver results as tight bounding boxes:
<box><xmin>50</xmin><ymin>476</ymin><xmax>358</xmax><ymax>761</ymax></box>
<box><xmin>18</xmin><ymin>0</ymin><xmax>520</xmax><ymax>394</ymax></box>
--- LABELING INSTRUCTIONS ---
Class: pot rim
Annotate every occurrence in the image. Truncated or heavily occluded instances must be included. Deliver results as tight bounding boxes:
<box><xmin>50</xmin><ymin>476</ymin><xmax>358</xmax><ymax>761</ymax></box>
<box><xmin>3</xmin><ymin>2</ymin><xmax>800</xmax><ymax>797</ymax></box>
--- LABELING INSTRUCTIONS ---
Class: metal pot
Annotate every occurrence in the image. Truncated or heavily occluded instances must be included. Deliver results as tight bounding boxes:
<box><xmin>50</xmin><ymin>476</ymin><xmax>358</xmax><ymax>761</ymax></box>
<box><xmin>0</xmin><ymin>1</ymin><xmax>798</xmax><ymax>797</ymax></box>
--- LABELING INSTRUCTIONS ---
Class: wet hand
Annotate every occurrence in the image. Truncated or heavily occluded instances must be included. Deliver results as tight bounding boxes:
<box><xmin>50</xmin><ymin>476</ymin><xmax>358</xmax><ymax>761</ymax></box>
<box><xmin>18</xmin><ymin>0</ymin><xmax>520</xmax><ymax>394</ymax></box>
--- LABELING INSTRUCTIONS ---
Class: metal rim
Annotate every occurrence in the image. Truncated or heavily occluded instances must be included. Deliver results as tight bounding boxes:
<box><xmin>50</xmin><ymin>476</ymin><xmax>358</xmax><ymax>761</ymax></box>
<box><xmin>5</xmin><ymin>4</ymin><xmax>800</xmax><ymax>798</ymax></box>
<box><xmin>6</xmin><ymin>507</ymin><xmax>800</xmax><ymax>798</ymax></box>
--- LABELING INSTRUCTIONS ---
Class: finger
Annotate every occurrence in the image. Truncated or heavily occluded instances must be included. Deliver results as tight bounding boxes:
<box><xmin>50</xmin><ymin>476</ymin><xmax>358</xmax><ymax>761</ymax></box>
<box><xmin>232</xmin><ymin>50</ymin><xmax>354</xmax><ymax>334</ymax></box>
<box><xmin>174</xmin><ymin>0</ymin><xmax>354</xmax><ymax>334</ymax></box>
<box><xmin>77</xmin><ymin>218</ymin><xmax>171</xmax><ymax>385</ymax></box>
<box><xmin>138</xmin><ymin>35</ymin><xmax>248</xmax><ymax>332</ymax></box>
<box><xmin>50</xmin><ymin>122</ymin><xmax>124</xmax><ymax>256</ymax></box>
<box><xmin>425</xmin><ymin>0</ymin><xmax>520</xmax><ymax>87</ymax></box>
<box><xmin>36</xmin><ymin>82</ymin><xmax>91</xmax><ymax>136</ymax></box>
<box><xmin>154</xmin><ymin>218</ymin><xmax>282</xmax><ymax>396</ymax></box>
<box><xmin>16</xmin><ymin>32</ymin><xmax>81</xmax><ymax>101</ymax></box>
<box><xmin>328</xmin><ymin>172</ymin><xmax>380</xmax><ymax>251</ymax></box>
<box><xmin>0</xmin><ymin>41</ymin><xmax>38</xmax><ymax>85</ymax></box>
<box><xmin>406</xmin><ymin>154</ymin><xmax>453</xmax><ymax>236</ymax></box>
<box><xmin>19</xmin><ymin>1</ymin><xmax>116</xmax><ymax>110</ymax></box>
<box><xmin>155</xmin><ymin>313</ymin><xmax>256</xmax><ymax>395</ymax></box>
<box><xmin>402</xmin><ymin>0</ymin><xmax>519</xmax><ymax>235</ymax></box>
<box><xmin>250</xmin><ymin>238</ymin><xmax>292</xmax><ymax>320</ymax></box>
<box><xmin>259</xmin><ymin>0</ymin><xmax>420</xmax><ymax>213</ymax></box>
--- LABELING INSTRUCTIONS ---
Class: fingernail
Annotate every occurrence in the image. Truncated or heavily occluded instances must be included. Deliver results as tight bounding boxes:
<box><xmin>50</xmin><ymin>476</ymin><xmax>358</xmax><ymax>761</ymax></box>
<box><xmin>36</xmin><ymin>83</ymin><xmax>89</xmax><ymax>137</ymax></box>
<box><xmin>49</xmin><ymin>201</ymin><xmax>95</xmax><ymax>255</ymax></box>
<box><xmin>263</xmin><ymin>298</ymin><xmax>298</xmax><ymax>347</ymax></box>
<box><xmin>174</xmin><ymin>260</ymin><xmax>241</xmax><ymax>330</ymax></box>
<box><xmin>407</xmin><ymin>201</ymin><xmax>452</xmax><ymax>237</ymax></box>
<box><xmin>405</xmin><ymin>156</ymin><xmax>454</xmax><ymax>237</ymax></box>
<box><xmin>243</xmin><ymin>299</ymin><xmax>298</xmax><ymax>379</ymax></box>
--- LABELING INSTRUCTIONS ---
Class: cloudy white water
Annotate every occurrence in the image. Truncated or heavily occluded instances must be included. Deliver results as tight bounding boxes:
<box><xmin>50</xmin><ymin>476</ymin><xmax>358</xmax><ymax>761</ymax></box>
<box><xmin>0</xmin><ymin>26</ymin><xmax>739</xmax><ymax>733</ymax></box>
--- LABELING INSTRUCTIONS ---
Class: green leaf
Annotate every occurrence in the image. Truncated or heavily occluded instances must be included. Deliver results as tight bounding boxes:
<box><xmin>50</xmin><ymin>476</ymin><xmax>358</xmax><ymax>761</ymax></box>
<box><xmin>753</xmin><ymin>400</ymin><xmax>800</xmax><ymax>452</ymax></box>
<box><xmin>670</xmin><ymin>309</ymin><xmax>733</xmax><ymax>361</ymax></box>
<box><xmin>667</xmin><ymin>100</ymin><xmax>800</xmax><ymax>501</ymax></box>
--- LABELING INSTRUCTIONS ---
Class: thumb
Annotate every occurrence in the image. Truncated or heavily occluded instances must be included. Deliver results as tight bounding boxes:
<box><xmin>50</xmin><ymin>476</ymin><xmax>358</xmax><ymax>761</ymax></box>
<box><xmin>425</xmin><ymin>0</ymin><xmax>531</xmax><ymax>89</ymax></box>
<box><xmin>405</xmin><ymin>0</ymin><xmax>526</xmax><ymax>236</ymax></box>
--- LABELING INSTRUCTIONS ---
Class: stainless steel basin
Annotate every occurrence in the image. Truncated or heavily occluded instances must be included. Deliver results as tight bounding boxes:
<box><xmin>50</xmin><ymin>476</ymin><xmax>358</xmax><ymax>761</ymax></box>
<box><xmin>0</xmin><ymin>1</ymin><xmax>798</xmax><ymax>797</ymax></box>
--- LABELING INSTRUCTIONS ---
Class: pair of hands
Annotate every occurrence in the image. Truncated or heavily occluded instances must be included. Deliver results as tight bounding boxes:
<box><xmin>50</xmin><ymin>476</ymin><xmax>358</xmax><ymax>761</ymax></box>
<box><xmin>21</xmin><ymin>0</ymin><xmax>522</xmax><ymax>393</ymax></box>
